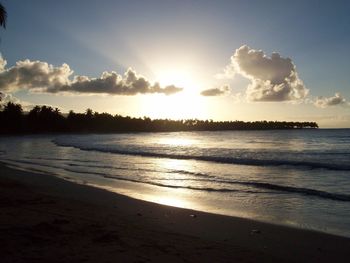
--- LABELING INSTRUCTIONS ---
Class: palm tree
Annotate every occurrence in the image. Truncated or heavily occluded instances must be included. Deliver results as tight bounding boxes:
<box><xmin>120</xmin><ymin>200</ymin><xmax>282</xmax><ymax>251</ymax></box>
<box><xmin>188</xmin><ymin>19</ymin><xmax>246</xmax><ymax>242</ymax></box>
<box><xmin>0</xmin><ymin>3</ymin><xmax>6</xmax><ymax>29</ymax></box>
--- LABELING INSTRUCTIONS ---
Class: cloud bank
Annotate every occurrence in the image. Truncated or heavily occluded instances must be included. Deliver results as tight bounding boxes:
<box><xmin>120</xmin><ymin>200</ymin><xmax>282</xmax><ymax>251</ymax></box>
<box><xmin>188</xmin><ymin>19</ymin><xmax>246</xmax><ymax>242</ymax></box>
<box><xmin>314</xmin><ymin>93</ymin><xmax>347</xmax><ymax>108</ymax></box>
<box><xmin>0</xmin><ymin>56</ymin><xmax>182</xmax><ymax>96</ymax></box>
<box><xmin>222</xmin><ymin>45</ymin><xmax>308</xmax><ymax>102</ymax></box>
<box><xmin>200</xmin><ymin>85</ymin><xmax>230</xmax><ymax>96</ymax></box>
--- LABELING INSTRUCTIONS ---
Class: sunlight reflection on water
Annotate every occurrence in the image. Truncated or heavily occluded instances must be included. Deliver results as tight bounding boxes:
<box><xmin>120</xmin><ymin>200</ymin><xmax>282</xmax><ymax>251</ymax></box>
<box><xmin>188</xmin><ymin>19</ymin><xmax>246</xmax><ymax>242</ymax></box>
<box><xmin>156</xmin><ymin>137</ymin><xmax>197</xmax><ymax>146</ymax></box>
<box><xmin>151</xmin><ymin>195</ymin><xmax>189</xmax><ymax>208</ymax></box>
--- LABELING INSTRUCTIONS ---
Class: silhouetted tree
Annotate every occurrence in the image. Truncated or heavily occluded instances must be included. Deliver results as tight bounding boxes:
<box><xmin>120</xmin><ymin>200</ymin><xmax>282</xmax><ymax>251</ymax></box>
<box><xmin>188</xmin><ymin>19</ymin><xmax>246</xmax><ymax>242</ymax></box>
<box><xmin>0</xmin><ymin>102</ymin><xmax>23</xmax><ymax>132</ymax></box>
<box><xmin>86</xmin><ymin>108</ymin><xmax>93</xmax><ymax>119</ymax></box>
<box><xmin>0</xmin><ymin>3</ymin><xmax>6</xmax><ymax>29</ymax></box>
<box><xmin>0</xmin><ymin>102</ymin><xmax>319</xmax><ymax>134</ymax></box>
<box><xmin>25</xmin><ymin>105</ymin><xmax>66</xmax><ymax>132</ymax></box>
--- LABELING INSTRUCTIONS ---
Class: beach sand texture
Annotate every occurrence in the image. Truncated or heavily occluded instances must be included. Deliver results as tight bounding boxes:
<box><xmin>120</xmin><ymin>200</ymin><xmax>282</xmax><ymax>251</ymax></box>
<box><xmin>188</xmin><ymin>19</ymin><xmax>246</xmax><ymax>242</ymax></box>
<box><xmin>1</xmin><ymin>164</ymin><xmax>350</xmax><ymax>263</ymax></box>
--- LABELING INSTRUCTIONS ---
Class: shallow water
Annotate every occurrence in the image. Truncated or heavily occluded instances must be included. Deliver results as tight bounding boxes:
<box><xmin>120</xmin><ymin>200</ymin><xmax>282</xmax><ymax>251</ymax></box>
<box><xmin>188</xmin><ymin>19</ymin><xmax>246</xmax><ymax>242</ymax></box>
<box><xmin>1</xmin><ymin>129</ymin><xmax>350</xmax><ymax>237</ymax></box>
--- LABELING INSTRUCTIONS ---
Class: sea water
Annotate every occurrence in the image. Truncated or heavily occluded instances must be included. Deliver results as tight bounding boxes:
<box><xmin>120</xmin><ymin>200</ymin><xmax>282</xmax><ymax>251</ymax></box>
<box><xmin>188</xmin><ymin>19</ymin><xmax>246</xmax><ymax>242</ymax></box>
<box><xmin>0</xmin><ymin>129</ymin><xmax>349</xmax><ymax>237</ymax></box>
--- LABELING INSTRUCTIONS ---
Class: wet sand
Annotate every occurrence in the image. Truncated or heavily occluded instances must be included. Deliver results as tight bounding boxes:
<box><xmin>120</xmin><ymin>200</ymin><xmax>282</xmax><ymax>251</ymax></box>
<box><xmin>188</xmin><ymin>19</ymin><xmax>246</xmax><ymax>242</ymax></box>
<box><xmin>1</xmin><ymin>163</ymin><xmax>349</xmax><ymax>262</ymax></box>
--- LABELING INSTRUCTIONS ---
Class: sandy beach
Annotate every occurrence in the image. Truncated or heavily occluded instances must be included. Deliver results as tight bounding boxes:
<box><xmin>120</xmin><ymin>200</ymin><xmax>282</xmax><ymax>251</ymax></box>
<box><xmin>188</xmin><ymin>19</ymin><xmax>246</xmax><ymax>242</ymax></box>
<box><xmin>1</xmin><ymin>163</ymin><xmax>349</xmax><ymax>263</ymax></box>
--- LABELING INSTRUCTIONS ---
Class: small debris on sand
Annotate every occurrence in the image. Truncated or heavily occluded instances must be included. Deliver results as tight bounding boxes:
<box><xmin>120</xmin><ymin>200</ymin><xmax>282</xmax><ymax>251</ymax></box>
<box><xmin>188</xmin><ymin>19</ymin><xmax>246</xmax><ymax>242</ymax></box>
<box><xmin>251</xmin><ymin>229</ymin><xmax>261</xmax><ymax>234</ymax></box>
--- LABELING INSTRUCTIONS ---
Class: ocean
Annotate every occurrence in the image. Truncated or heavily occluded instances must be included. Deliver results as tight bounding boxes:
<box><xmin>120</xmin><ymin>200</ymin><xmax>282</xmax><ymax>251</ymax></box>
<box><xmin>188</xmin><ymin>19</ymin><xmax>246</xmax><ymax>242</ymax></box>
<box><xmin>1</xmin><ymin>129</ymin><xmax>349</xmax><ymax>237</ymax></box>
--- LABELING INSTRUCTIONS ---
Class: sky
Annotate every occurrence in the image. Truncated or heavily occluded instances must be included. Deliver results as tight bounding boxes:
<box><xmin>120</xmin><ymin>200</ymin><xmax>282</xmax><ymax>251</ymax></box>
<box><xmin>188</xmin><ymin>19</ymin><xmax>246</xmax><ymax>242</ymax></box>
<box><xmin>0</xmin><ymin>0</ymin><xmax>350</xmax><ymax>127</ymax></box>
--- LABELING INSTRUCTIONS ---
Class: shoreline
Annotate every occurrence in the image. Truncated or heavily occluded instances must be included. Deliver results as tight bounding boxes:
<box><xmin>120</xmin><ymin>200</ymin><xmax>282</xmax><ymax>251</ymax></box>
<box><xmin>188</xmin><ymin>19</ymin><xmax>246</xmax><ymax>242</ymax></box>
<box><xmin>1</xmin><ymin>163</ymin><xmax>350</xmax><ymax>262</ymax></box>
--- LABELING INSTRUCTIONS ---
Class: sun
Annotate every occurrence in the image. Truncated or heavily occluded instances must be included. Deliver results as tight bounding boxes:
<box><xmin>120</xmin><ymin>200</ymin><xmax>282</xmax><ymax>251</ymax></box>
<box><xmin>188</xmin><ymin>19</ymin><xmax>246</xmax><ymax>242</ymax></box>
<box><xmin>155</xmin><ymin>68</ymin><xmax>199</xmax><ymax>94</ymax></box>
<box><xmin>141</xmin><ymin>90</ymin><xmax>207</xmax><ymax>120</ymax></box>
<box><xmin>138</xmin><ymin>67</ymin><xmax>208</xmax><ymax>120</ymax></box>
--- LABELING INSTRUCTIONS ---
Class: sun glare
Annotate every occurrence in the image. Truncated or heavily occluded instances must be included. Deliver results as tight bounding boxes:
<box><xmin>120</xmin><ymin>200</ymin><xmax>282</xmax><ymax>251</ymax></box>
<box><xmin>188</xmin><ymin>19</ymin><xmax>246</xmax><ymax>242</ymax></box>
<box><xmin>141</xmin><ymin>92</ymin><xmax>207</xmax><ymax>120</ymax></box>
<box><xmin>155</xmin><ymin>68</ymin><xmax>199</xmax><ymax>94</ymax></box>
<box><xmin>139</xmin><ymin>67</ymin><xmax>209</xmax><ymax>120</ymax></box>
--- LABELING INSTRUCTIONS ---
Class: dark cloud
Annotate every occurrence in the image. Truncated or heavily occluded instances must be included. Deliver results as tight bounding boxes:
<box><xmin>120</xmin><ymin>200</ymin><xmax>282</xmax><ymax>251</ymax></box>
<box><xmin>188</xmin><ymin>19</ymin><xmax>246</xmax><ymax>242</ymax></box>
<box><xmin>314</xmin><ymin>93</ymin><xmax>347</xmax><ymax>108</ymax></box>
<box><xmin>222</xmin><ymin>45</ymin><xmax>308</xmax><ymax>102</ymax></box>
<box><xmin>200</xmin><ymin>85</ymin><xmax>230</xmax><ymax>96</ymax></box>
<box><xmin>60</xmin><ymin>68</ymin><xmax>182</xmax><ymax>95</ymax></box>
<box><xmin>0</xmin><ymin>56</ymin><xmax>182</xmax><ymax>96</ymax></box>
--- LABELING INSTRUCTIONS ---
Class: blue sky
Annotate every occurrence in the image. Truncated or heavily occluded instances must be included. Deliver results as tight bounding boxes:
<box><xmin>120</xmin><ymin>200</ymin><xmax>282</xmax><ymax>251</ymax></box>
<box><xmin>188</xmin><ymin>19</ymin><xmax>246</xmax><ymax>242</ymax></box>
<box><xmin>1</xmin><ymin>0</ymin><xmax>350</xmax><ymax>127</ymax></box>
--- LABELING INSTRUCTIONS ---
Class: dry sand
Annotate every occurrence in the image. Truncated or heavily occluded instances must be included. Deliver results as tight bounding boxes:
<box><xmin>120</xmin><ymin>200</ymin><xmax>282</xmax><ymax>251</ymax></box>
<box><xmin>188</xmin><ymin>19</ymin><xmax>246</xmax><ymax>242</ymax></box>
<box><xmin>1</xmin><ymin>163</ymin><xmax>349</xmax><ymax>262</ymax></box>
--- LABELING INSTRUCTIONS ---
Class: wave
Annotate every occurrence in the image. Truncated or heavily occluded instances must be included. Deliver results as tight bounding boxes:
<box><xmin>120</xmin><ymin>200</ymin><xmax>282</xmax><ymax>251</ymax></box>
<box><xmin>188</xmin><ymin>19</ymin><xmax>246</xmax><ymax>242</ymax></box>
<box><xmin>68</xmin><ymin>167</ymin><xmax>350</xmax><ymax>202</ymax></box>
<box><xmin>238</xmin><ymin>181</ymin><xmax>350</xmax><ymax>201</ymax></box>
<box><xmin>23</xmin><ymin>156</ymin><xmax>210</xmax><ymax>178</ymax></box>
<box><xmin>24</xmin><ymin>156</ymin><xmax>95</xmax><ymax>163</ymax></box>
<box><xmin>1</xmin><ymin>158</ymin><xmax>72</xmax><ymax>171</ymax></box>
<box><xmin>148</xmin><ymin>177</ymin><xmax>350</xmax><ymax>201</ymax></box>
<box><xmin>3</xmin><ymin>157</ymin><xmax>350</xmax><ymax>202</ymax></box>
<box><xmin>53</xmin><ymin>140</ymin><xmax>350</xmax><ymax>171</ymax></box>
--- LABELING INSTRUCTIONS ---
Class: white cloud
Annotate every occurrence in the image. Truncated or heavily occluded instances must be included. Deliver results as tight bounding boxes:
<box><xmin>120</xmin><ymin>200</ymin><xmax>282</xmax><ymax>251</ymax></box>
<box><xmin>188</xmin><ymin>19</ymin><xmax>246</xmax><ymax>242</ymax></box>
<box><xmin>221</xmin><ymin>45</ymin><xmax>308</xmax><ymax>102</ymax></box>
<box><xmin>0</xmin><ymin>55</ymin><xmax>7</xmax><ymax>71</ymax></box>
<box><xmin>0</xmin><ymin>91</ymin><xmax>20</xmax><ymax>104</ymax></box>
<box><xmin>0</xmin><ymin>91</ymin><xmax>35</xmax><ymax>111</ymax></box>
<box><xmin>200</xmin><ymin>85</ymin><xmax>230</xmax><ymax>96</ymax></box>
<box><xmin>215</xmin><ymin>65</ymin><xmax>236</xmax><ymax>79</ymax></box>
<box><xmin>314</xmin><ymin>93</ymin><xmax>347</xmax><ymax>108</ymax></box>
<box><xmin>0</xmin><ymin>56</ymin><xmax>182</xmax><ymax>96</ymax></box>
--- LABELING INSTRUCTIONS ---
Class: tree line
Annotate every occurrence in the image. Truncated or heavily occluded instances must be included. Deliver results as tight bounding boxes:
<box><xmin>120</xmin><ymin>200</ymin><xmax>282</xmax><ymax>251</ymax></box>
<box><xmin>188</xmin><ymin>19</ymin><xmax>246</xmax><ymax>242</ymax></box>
<box><xmin>0</xmin><ymin>102</ymin><xmax>318</xmax><ymax>134</ymax></box>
